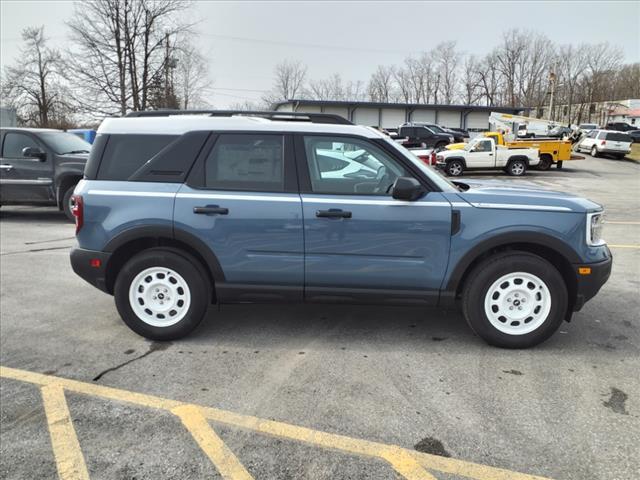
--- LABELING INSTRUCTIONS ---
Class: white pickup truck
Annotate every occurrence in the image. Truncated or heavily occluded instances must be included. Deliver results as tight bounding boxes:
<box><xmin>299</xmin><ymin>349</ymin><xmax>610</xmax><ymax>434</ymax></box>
<box><xmin>435</xmin><ymin>137</ymin><xmax>539</xmax><ymax>177</ymax></box>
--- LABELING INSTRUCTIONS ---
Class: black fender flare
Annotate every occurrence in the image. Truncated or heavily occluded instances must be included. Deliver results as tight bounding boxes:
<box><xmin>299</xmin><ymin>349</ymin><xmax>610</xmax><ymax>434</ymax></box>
<box><xmin>103</xmin><ymin>225</ymin><xmax>226</xmax><ymax>283</ymax></box>
<box><xmin>444</xmin><ymin>230</ymin><xmax>581</xmax><ymax>294</ymax></box>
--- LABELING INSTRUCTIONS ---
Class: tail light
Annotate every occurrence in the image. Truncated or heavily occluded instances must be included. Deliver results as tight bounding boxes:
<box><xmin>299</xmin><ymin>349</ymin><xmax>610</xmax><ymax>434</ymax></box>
<box><xmin>417</xmin><ymin>155</ymin><xmax>430</xmax><ymax>165</ymax></box>
<box><xmin>71</xmin><ymin>194</ymin><xmax>83</xmax><ymax>234</ymax></box>
<box><xmin>601</xmin><ymin>140</ymin><xmax>606</xmax><ymax>145</ymax></box>
<box><xmin>430</xmin><ymin>151</ymin><xmax>437</xmax><ymax>165</ymax></box>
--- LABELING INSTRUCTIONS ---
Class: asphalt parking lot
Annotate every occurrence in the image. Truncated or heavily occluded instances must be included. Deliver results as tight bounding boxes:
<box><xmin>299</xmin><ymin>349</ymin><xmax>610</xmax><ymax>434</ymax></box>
<box><xmin>1</xmin><ymin>153</ymin><xmax>638</xmax><ymax>480</ymax></box>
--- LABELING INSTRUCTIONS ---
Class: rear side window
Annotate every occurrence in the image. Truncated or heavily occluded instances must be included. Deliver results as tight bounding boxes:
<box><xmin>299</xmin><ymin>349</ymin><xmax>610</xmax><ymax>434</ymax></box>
<box><xmin>97</xmin><ymin>134</ymin><xmax>177</xmax><ymax>180</ymax></box>
<box><xmin>605</xmin><ymin>132</ymin><xmax>631</xmax><ymax>142</ymax></box>
<box><xmin>204</xmin><ymin>134</ymin><xmax>284</xmax><ymax>192</ymax></box>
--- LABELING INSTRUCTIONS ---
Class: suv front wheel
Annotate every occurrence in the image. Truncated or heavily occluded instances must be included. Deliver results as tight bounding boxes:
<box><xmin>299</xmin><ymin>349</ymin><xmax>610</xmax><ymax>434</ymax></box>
<box><xmin>114</xmin><ymin>248</ymin><xmax>210</xmax><ymax>340</ymax></box>
<box><xmin>462</xmin><ymin>251</ymin><xmax>567</xmax><ymax>348</ymax></box>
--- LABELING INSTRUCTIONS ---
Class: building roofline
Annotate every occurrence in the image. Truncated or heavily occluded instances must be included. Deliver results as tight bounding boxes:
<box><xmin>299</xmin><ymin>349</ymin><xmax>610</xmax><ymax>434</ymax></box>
<box><xmin>273</xmin><ymin>99</ymin><xmax>528</xmax><ymax>113</ymax></box>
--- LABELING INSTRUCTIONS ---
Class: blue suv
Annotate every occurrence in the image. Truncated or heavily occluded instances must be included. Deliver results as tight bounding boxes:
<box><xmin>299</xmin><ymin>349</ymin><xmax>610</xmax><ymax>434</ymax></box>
<box><xmin>70</xmin><ymin>111</ymin><xmax>612</xmax><ymax>348</ymax></box>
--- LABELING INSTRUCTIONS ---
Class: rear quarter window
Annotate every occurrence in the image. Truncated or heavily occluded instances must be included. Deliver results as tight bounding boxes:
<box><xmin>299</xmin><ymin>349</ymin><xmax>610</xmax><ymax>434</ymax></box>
<box><xmin>605</xmin><ymin>132</ymin><xmax>632</xmax><ymax>142</ymax></box>
<box><xmin>97</xmin><ymin>134</ymin><xmax>177</xmax><ymax>181</ymax></box>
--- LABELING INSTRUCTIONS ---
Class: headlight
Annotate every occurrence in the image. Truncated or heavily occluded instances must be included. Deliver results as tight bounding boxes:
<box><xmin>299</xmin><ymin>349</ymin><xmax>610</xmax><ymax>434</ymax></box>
<box><xmin>586</xmin><ymin>211</ymin><xmax>606</xmax><ymax>246</ymax></box>
<box><xmin>436</xmin><ymin>155</ymin><xmax>444</xmax><ymax>161</ymax></box>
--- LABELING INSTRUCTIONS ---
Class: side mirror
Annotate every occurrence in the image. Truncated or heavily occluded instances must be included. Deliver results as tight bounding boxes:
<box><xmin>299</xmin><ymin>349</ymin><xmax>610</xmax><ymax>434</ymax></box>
<box><xmin>22</xmin><ymin>146</ymin><xmax>46</xmax><ymax>161</ymax></box>
<box><xmin>391</xmin><ymin>177</ymin><xmax>425</xmax><ymax>201</ymax></box>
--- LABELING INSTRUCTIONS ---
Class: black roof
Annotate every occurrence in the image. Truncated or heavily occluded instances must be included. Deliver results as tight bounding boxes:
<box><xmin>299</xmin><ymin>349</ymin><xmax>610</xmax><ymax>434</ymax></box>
<box><xmin>273</xmin><ymin>99</ymin><xmax>527</xmax><ymax>114</ymax></box>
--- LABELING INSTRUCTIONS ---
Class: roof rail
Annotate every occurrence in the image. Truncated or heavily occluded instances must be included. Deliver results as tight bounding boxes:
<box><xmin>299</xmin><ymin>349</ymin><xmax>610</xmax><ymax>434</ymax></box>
<box><xmin>124</xmin><ymin>110</ymin><xmax>353</xmax><ymax>125</ymax></box>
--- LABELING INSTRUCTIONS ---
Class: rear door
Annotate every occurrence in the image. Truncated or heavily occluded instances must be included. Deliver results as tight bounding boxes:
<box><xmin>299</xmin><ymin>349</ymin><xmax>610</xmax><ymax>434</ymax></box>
<box><xmin>297</xmin><ymin>134</ymin><xmax>451</xmax><ymax>305</ymax></box>
<box><xmin>0</xmin><ymin>130</ymin><xmax>54</xmax><ymax>203</ymax></box>
<box><xmin>174</xmin><ymin>133</ymin><xmax>304</xmax><ymax>303</ymax></box>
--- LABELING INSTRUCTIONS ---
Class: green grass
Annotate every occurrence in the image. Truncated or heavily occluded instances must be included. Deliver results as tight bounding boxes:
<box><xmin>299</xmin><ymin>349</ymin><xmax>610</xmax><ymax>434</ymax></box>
<box><xmin>627</xmin><ymin>143</ymin><xmax>640</xmax><ymax>162</ymax></box>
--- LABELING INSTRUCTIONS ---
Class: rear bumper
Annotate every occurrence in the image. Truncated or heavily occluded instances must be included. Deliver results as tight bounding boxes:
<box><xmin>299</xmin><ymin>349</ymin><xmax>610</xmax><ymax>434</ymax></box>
<box><xmin>598</xmin><ymin>147</ymin><xmax>631</xmax><ymax>154</ymax></box>
<box><xmin>572</xmin><ymin>254</ymin><xmax>612</xmax><ymax>311</ymax></box>
<box><xmin>70</xmin><ymin>247</ymin><xmax>111</xmax><ymax>294</ymax></box>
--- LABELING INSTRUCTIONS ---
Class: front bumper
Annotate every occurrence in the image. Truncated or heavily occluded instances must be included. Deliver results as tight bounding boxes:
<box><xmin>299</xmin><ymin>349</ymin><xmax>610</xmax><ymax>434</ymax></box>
<box><xmin>572</xmin><ymin>254</ymin><xmax>612</xmax><ymax>311</ymax></box>
<box><xmin>70</xmin><ymin>247</ymin><xmax>112</xmax><ymax>294</ymax></box>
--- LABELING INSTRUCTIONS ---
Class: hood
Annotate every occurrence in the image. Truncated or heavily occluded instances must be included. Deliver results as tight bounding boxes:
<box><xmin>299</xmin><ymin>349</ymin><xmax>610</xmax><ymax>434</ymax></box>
<box><xmin>453</xmin><ymin>180</ymin><xmax>602</xmax><ymax>213</ymax></box>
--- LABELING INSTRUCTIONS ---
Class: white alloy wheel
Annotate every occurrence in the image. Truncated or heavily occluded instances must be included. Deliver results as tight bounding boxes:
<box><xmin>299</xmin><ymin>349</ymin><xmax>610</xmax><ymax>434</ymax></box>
<box><xmin>128</xmin><ymin>267</ymin><xmax>191</xmax><ymax>327</ymax></box>
<box><xmin>483</xmin><ymin>271</ymin><xmax>551</xmax><ymax>335</ymax></box>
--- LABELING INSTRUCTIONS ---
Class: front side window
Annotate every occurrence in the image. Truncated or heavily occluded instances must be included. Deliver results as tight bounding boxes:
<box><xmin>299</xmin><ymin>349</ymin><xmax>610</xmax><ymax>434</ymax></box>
<box><xmin>303</xmin><ymin>136</ymin><xmax>409</xmax><ymax>195</ymax></box>
<box><xmin>474</xmin><ymin>140</ymin><xmax>493</xmax><ymax>152</ymax></box>
<box><xmin>2</xmin><ymin>132</ymin><xmax>40</xmax><ymax>158</ymax></box>
<box><xmin>205</xmin><ymin>134</ymin><xmax>284</xmax><ymax>192</ymax></box>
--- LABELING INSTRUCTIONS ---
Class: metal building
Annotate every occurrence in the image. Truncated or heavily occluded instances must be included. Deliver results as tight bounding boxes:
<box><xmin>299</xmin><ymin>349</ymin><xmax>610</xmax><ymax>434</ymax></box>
<box><xmin>273</xmin><ymin>99</ymin><xmax>527</xmax><ymax>131</ymax></box>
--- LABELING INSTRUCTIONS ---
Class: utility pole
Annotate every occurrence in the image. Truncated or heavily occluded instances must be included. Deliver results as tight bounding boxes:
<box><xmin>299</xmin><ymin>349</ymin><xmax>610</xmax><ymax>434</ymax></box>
<box><xmin>164</xmin><ymin>32</ymin><xmax>170</xmax><ymax>108</ymax></box>
<box><xmin>548</xmin><ymin>67</ymin><xmax>557</xmax><ymax>122</ymax></box>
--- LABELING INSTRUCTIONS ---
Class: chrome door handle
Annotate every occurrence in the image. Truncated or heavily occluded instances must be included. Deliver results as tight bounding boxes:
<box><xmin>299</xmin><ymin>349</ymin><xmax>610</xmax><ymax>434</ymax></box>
<box><xmin>0</xmin><ymin>164</ymin><xmax>14</xmax><ymax>171</ymax></box>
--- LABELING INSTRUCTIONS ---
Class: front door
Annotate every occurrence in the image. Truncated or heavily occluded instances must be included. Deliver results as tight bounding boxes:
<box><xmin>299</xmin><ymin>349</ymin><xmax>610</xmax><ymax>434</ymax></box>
<box><xmin>297</xmin><ymin>135</ymin><xmax>452</xmax><ymax>305</ymax></box>
<box><xmin>0</xmin><ymin>131</ymin><xmax>54</xmax><ymax>203</ymax></box>
<box><xmin>174</xmin><ymin>133</ymin><xmax>304</xmax><ymax>303</ymax></box>
<box><xmin>465</xmin><ymin>138</ymin><xmax>494</xmax><ymax>168</ymax></box>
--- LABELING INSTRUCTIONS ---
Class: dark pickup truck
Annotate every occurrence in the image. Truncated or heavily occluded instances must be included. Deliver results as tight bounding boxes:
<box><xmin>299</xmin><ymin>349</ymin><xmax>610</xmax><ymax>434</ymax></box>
<box><xmin>0</xmin><ymin>128</ymin><xmax>90</xmax><ymax>220</ymax></box>
<box><xmin>397</xmin><ymin>124</ymin><xmax>454</xmax><ymax>149</ymax></box>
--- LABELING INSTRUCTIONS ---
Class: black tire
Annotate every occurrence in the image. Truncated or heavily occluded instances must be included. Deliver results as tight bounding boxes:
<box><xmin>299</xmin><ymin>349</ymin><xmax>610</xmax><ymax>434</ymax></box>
<box><xmin>507</xmin><ymin>158</ymin><xmax>527</xmax><ymax>176</ymax></box>
<box><xmin>556</xmin><ymin>161</ymin><xmax>563</xmax><ymax>169</ymax></box>
<box><xmin>537</xmin><ymin>154</ymin><xmax>553</xmax><ymax>171</ymax></box>
<box><xmin>446</xmin><ymin>159</ymin><xmax>464</xmax><ymax>177</ymax></box>
<box><xmin>114</xmin><ymin>248</ymin><xmax>210</xmax><ymax>341</ymax></box>
<box><xmin>590</xmin><ymin>146</ymin><xmax>599</xmax><ymax>158</ymax></box>
<box><xmin>62</xmin><ymin>184</ymin><xmax>77</xmax><ymax>222</ymax></box>
<box><xmin>462</xmin><ymin>251</ymin><xmax>568</xmax><ymax>348</ymax></box>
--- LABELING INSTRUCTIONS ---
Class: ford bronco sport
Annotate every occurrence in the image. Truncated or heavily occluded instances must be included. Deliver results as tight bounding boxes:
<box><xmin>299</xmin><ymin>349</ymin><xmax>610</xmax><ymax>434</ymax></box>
<box><xmin>70</xmin><ymin>110</ymin><xmax>612</xmax><ymax>348</ymax></box>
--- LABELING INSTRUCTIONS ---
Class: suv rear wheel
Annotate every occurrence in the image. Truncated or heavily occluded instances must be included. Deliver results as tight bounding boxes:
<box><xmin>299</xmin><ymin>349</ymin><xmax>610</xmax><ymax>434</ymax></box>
<box><xmin>462</xmin><ymin>251</ymin><xmax>567</xmax><ymax>348</ymax></box>
<box><xmin>590</xmin><ymin>145</ymin><xmax>599</xmax><ymax>157</ymax></box>
<box><xmin>114</xmin><ymin>248</ymin><xmax>210</xmax><ymax>340</ymax></box>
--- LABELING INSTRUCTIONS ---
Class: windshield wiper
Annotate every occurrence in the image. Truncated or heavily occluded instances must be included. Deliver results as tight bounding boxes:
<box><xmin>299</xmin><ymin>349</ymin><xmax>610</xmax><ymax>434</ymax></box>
<box><xmin>62</xmin><ymin>150</ymin><xmax>90</xmax><ymax>154</ymax></box>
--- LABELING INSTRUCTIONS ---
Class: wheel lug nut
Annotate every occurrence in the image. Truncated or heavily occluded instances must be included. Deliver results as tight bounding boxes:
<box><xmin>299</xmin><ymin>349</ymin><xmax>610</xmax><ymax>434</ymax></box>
<box><xmin>507</xmin><ymin>298</ymin><xmax>511</xmax><ymax>302</ymax></box>
<box><xmin>518</xmin><ymin>307</ymin><xmax>522</xmax><ymax>310</ymax></box>
<box><xmin>509</xmin><ymin>306</ymin><xmax>513</xmax><ymax>310</ymax></box>
<box><xmin>515</xmin><ymin>293</ymin><xmax>519</xmax><ymax>297</ymax></box>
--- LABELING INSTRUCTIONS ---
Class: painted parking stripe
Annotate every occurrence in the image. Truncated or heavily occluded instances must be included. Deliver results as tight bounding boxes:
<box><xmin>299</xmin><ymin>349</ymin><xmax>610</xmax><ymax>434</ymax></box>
<box><xmin>1</xmin><ymin>366</ymin><xmax>552</xmax><ymax>480</ymax></box>
<box><xmin>41</xmin><ymin>384</ymin><xmax>90</xmax><ymax>480</ymax></box>
<box><xmin>608</xmin><ymin>244</ymin><xmax>640</xmax><ymax>249</ymax></box>
<box><xmin>173</xmin><ymin>405</ymin><xmax>254</xmax><ymax>480</ymax></box>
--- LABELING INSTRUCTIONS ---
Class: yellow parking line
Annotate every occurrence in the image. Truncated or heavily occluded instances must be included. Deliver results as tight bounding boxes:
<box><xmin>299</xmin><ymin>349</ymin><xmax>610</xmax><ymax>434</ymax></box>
<box><xmin>41</xmin><ymin>384</ymin><xmax>90</xmax><ymax>480</ymax></box>
<box><xmin>172</xmin><ymin>405</ymin><xmax>254</xmax><ymax>480</ymax></box>
<box><xmin>605</xmin><ymin>221</ymin><xmax>640</xmax><ymax>225</ymax></box>
<box><xmin>1</xmin><ymin>366</ymin><xmax>552</xmax><ymax>480</ymax></box>
<box><xmin>608</xmin><ymin>244</ymin><xmax>640</xmax><ymax>249</ymax></box>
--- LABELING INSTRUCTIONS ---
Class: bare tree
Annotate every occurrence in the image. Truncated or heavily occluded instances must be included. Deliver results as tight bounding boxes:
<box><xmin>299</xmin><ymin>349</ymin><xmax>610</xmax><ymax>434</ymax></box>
<box><xmin>264</xmin><ymin>60</ymin><xmax>307</xmax><ymax>103</ymax></box>
<box><xmin>66</xmin><ymin>0</ymin><xmax>191</xmax><ymax>116</ymax></box>
<box><xmin>393</xmin><ymin>66</ymin><xmax>413</xmax><ymax>103</ymax></box>
<box><xmin>174</xmin><ymin>39</ymin><xmax>211</xmax><ymax>109</ymax></box>
<box><xmin>1</xmin><ymin>26</ymin><xmax>71</xmax><ymax>127</ymax></box>
<box><xmin>432</xmin><ymin>41</ymin><xmax>460</xmax><ymax>104</ymax></box>
<box><xmin>367</xmin><ymin>65</ymin><xmax>394</xmax><ymax>102</ymax></box>
<box><xmin>461</xmin><ymin>55</ymin><xmax>482</xmax><ymax>105</ymax></box>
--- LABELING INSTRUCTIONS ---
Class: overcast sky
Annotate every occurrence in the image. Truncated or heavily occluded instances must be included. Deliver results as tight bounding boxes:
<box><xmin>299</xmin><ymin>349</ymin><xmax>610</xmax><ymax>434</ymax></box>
<box><xmin>1</xmin><ymin>1</ymin><xmax>638</xmax><ymax>108</ymax></box>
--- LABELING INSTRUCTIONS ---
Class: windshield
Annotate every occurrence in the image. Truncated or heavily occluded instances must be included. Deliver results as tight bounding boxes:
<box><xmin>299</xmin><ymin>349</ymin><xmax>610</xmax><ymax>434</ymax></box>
<box><xmin>38</xmin><ymin>132</ymin><xmax>91</xmax><ymax>155</ymax></box>
<box><xmin>380</xmin><ymin>136</ymin><xmax>458</xmax><ymax>192</ymax></box>
<box><xmin>428</xmin><ymin>125</ymin><xmax>445</xmax><ymax>134</ymax></box>
<box><xmin>463</xmin><ymin>139</ymin><xmax>480</xmax><ymax>151</ymax></box>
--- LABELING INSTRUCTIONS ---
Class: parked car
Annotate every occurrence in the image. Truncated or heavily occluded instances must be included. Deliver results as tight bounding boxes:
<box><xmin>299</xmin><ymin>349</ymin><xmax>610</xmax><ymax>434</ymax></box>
<box><xmin>604</xmin><ymin>122</ymin><xmax>635</xmax><ymax>132</ymax></box>
<box><xmin>397</xmin><ymin>124</ymin><xmax>453</xmax><ymax>149</ymax></box>
<box><xmin>435</xmin><ymin>137</ymin><xmax>539</xmax><ymax>176</ymax></box>
<box><xmin>547</xmin><ymin>126</ymin><xmax>574</xmax><ymax>139</ymax></box>
<box><xmin>406</xmin><ymin>122</ymin><xmax>467</xmax><ymax>143</ymax></box>
<box><xmin>576</xmin><ymin>130</ymin><xmax>632</xmax><ymax>159</ymax></box>
<box><xmin>627</xmin><ymin>130</ymin><xmax>640</xmax><ymax>143</ymax></box>
<box><xmin>70</xmin><ymin>110</ymin><xmax>611</xmax><ymax>349</ymax></box>
<box><xmin>0</xmin><ymin>128</ymin><xmax>91</xmax><ymax>220</ymax></box>
<box><xmin>578</xmin><ymin>123</ymin><xmax>599</xmax><ymax>134</ymax></box>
